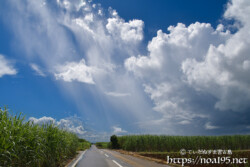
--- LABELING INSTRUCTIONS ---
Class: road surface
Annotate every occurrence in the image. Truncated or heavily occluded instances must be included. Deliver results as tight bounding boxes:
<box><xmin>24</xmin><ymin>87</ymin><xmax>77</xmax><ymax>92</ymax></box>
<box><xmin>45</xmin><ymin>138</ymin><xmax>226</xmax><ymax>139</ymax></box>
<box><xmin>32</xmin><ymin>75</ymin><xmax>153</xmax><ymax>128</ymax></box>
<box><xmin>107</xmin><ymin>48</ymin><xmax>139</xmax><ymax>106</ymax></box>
<box><xmin>76</xmin><ymin>145</ymin><xmax>169</xmax><ymax>167</ymax></box>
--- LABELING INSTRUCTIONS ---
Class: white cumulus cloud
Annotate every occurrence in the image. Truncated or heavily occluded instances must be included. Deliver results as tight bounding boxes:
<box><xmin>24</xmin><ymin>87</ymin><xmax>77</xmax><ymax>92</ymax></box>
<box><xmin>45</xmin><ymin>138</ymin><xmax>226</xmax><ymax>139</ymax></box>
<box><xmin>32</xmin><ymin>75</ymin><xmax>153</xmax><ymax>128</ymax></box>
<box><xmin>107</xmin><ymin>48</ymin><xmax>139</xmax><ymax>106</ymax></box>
<box><xmin>29</xmin><ymin>116</ymin><xmax>56</xmax><ymax>125</ymax></box>
<box><xmin>125</xmin><ymin>0</ymin><xmax>250</xmax><ymax>132</ymax></box>
<box><xmin>125</xmin><ymin>22</ymin><xmax>229</xmax><ymax>122</ymax></box>
<box><xmin>106</xmin><ymin>17</ymin><xmax>144</xmax><ymax>43</ymax></box>
<box><xmin>0</xmin><ymin>54</ymin><xmax>17</xmax><ymax>77</ymax></box>
<box><xmin>182</xmin><ymin>0</ymin><xmax>250</xmax><ymax>112</ymax></box>
<box><xmin>29</xmin><ymin>116</ymin><xmax>86</xmax><ymax>135</ymax></box>
<box><xmin>55</xmin><ymin>59</ymin><xmax>96</xmax><ymax>84</ymax></box>
<box><xmin>112</xmin><ymin>126</ymin><xmax>127</xmax><ymax>134</ymax></box>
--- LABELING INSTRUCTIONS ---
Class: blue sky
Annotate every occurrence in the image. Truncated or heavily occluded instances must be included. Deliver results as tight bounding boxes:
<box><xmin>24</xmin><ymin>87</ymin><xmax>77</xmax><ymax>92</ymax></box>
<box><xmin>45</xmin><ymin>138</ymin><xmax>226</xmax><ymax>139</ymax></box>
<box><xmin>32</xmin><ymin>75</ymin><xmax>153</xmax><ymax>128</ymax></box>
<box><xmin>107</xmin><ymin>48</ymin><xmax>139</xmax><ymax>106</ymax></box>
<box><xmin>0</xmin><ymin>0</ymin><xmax>250</xmax><ymax>142</ymax></box>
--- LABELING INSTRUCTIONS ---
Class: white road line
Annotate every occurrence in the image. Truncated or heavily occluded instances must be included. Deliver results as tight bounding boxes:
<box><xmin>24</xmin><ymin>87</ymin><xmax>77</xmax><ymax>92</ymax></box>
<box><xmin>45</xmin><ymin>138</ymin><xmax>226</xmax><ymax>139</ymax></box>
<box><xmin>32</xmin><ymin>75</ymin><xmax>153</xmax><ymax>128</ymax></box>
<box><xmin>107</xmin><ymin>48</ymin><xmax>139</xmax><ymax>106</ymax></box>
<box><xmin>104</xmin><ymin>153</ymin><xmax>109</xmax><ymax>157</ymax></box>
<box><xmin>72</xmin><ymin>150</ymin><xmax>86</xmax><ymax>167</ymax></box>
<box><xmin>112</xmin><ymin>160</ymin><xmax>123</xmax><ymax>167</ymax></box>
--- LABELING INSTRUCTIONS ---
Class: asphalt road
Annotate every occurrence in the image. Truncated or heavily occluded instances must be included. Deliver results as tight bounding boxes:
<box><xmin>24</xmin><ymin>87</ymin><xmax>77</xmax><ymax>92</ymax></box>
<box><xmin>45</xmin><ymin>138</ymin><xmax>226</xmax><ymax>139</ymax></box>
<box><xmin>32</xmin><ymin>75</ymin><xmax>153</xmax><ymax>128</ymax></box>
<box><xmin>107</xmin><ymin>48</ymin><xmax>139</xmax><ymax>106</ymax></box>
<box><xmin>76</xmin><ymin>145</ymin><xmax>169</xmax><ymax>167</ymax></box>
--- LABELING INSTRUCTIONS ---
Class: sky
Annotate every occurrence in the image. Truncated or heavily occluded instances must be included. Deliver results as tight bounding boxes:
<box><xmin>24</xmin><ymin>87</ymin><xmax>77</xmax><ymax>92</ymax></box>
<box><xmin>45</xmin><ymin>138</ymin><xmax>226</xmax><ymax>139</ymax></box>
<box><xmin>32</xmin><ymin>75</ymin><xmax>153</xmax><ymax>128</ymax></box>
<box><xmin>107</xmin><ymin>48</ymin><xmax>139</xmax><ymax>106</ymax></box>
<box><xmin>0</xmin><ymin>0</ymin><xmax>250</xmax><ymax>142</ymax></box>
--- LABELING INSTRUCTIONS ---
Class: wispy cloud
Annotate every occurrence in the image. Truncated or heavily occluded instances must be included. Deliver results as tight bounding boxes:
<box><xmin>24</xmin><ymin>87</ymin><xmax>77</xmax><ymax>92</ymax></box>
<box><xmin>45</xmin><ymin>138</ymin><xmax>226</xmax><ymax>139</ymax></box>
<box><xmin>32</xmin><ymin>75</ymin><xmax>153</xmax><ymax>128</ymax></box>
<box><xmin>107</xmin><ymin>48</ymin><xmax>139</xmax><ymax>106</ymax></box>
<box><xmin>30</xmin><ymin>63</ymin><xmax>46</xmax><ymax>77</ymax></box>
<box><xmin>178</xmin><ymin>120</ymin><xmax>191</xmax><ymax>125</ymax></box>
<box><xmin>105</xmin><ymin>92</ymin><xmax>130</xmax><ymax>97</ymax></box>
<box><xmin>205</xmin><ymin>122</ymin><xmax>219</xmax><ymax>130</ymax></box>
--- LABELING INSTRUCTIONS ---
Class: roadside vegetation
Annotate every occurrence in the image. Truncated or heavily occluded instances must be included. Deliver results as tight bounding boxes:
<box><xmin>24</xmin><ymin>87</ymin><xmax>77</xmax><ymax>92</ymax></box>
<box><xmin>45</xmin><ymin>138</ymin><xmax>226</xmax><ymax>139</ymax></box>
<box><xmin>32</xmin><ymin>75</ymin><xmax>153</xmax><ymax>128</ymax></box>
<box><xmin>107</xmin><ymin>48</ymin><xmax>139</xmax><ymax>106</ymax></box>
<box><xmin>0</xmin><ymin>107</ymin><xmax>90</xmax><ymax>167</ymax></box>
<box><xmin>115</xmin><ymin>135</ymin><xmax>250</xmax><ymax>152</ymax></box>
<box><xmin>95</xmin><ymin>142</ymin><xmax>110</xmax><ymax>149</ymax></box>
<box><xmin>108</xmin><ymin>135</ymin><xmax>250</xmax><ymax>166</ymax></box>
<box><xmin>95</xmin><ymin>135</ymin><xmax>119</xmax><ymax>149</ymax></box>
<box><xmin>78</xmin><ymin>138</ymin><xmax>91</xmax><ymax>150</ymax></box>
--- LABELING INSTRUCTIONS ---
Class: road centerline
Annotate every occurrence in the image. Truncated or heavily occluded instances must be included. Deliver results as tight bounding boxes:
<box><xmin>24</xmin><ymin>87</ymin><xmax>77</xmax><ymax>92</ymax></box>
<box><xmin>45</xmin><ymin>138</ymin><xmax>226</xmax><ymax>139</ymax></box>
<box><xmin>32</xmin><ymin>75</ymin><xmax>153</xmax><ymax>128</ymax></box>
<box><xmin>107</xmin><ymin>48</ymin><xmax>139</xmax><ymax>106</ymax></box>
<box><xmin>112</xmin><ymin>160</ymin><xmax>123</xmax><ymax>167</ymax></box>
<box><xmin>104</xmin><ymin>153</ymin><xmax>109</xmax><ymax>157</ymax></box>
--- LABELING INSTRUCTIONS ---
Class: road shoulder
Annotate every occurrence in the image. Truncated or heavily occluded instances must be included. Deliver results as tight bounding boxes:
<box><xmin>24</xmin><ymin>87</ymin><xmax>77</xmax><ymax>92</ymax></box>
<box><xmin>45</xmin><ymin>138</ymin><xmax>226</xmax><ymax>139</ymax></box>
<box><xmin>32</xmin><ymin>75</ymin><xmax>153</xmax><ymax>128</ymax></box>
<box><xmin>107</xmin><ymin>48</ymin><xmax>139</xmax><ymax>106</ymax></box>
<box><xmin>65</xmin><ymin>150</ymin><xmax>86</xmax><ymax>167</ymax></box>
<box><xmin>104</xmin><ymin>149</ymin><xmax>170</xmax><ymax>167</ymax></box>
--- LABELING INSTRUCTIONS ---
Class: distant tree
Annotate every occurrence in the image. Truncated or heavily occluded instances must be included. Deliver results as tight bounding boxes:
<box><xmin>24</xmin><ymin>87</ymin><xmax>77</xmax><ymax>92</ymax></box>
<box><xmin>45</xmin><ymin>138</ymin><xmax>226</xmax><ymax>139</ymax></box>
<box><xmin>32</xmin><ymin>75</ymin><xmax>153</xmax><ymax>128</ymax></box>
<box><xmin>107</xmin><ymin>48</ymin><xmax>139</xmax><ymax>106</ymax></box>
<box><xmin>110</xmin><ymin>135</ymin><xmax>120</xmax><ymax>149</ymax></box>
<box><xmin>78</xmin><ymin>138</ymin><xmax>87</xmax><ymax>142</ymax></box>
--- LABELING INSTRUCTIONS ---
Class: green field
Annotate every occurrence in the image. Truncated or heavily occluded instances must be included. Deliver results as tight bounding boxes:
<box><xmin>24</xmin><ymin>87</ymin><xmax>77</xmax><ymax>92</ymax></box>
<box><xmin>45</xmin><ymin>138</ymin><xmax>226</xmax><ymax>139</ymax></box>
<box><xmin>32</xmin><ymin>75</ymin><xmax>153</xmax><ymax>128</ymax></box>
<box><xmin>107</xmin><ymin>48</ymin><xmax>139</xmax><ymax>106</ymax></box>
<box><xmin>95</xmin><ymin>142</ymin><xmax>110</xmax><ymax>149</ymax></box>
<box><xmin>0</xmin><ymin>107</ymin><xmax>90</xmax><ymax>167</ymax></box>
<box><xmin>116</xmin><ymin>135</ymin><xmax>250</xmax><ymax>152</ymax></box>
<box><xmin>111</xmin><ymin>135</ymin><xmax>250</xmax><ymax>166</ymax></box>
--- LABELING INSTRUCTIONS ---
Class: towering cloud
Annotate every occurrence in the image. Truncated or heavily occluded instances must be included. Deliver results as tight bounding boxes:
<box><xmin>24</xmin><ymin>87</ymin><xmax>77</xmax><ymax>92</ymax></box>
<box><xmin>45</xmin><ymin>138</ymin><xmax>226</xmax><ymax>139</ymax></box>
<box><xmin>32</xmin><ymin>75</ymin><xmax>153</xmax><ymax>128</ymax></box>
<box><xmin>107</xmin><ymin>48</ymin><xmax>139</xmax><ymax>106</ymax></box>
<box><xmin>182</xmin><ymin>0</ymin><xmax>250</xmax><ymax>112</ymax></box>
<box><xmin>125</xmin><ymin>0</ymin><xmax>250</xmax><ymax>133</ymax></box>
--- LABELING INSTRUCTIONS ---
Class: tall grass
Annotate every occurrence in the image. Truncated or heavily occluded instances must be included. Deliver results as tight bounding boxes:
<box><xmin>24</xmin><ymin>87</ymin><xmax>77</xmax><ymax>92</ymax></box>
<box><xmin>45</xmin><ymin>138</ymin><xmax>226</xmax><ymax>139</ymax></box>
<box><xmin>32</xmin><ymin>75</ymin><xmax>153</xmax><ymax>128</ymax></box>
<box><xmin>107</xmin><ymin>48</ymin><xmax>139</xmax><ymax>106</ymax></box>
<box><xmin>0</xmin><ymin>107</ymin><xmax>84</xmax><ymax>167</ymax></box>
<box><xmin>78</xmin><ymin>138</ymin><xmax>91</xmax><ymax>150</ymax></box>
<box><xmin>95</xmin><ymin>142</ymin><xmax>110</xmax><ymax>149</ymax></box>
<box><xmin>117</xmin><ymin>135</ymin><xmax>250</xmax><ymax>152</ymax></box>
